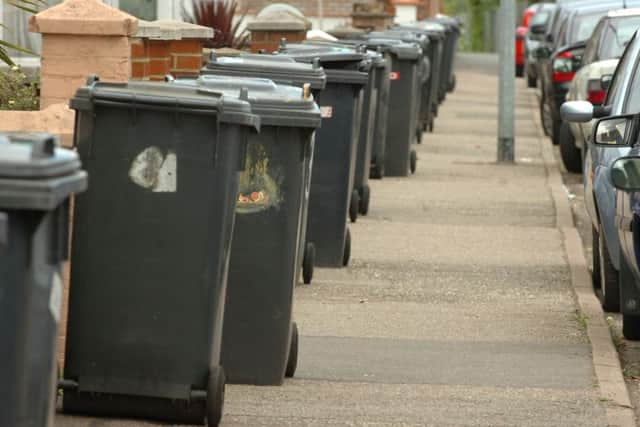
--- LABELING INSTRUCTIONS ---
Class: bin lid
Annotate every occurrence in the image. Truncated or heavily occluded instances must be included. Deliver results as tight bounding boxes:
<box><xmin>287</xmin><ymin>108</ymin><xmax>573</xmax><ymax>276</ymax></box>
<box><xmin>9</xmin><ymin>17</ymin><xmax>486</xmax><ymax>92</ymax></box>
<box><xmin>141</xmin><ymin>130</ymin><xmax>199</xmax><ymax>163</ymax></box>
<box><xmin>175</xmin><ymin>75</ymin><xmax>322</xmax><ymax>129</ymax></box>
<box><xmin>369</xmin><ymin>30</ymin><xmax>430</xmax><ymax>51</ymax></box>
<box><xmin>360</xmin><ymin>38</ymin><xmax>422</xmax><ymax>60</ymax></box>
<box><xmin>203</xmin><ymin>53</ymin><xmax>327</xmax><ymax>90</ymax></box>
<box><xmin>277</xmin><ymin>43</ymin><xmax>370</xmax><ymax>85</ymax></box>
<box><xmin>71</xmin><ymin>76</ymin><xmax>260</xmax><ymax>130</ymax></box>
<box><xmin>395</xmin><ymin>22</ymin><xmax>447</xmax><ymax>40</ymax></box>
<box><xmin>301</xmin><ymin>40</ymin><xmax>386</xmax><ymax>69</ymax></box>
<box><xmin>0</xmin><ymin>133</ymin><xmax>88</xmax><ymax>210</ymax></box>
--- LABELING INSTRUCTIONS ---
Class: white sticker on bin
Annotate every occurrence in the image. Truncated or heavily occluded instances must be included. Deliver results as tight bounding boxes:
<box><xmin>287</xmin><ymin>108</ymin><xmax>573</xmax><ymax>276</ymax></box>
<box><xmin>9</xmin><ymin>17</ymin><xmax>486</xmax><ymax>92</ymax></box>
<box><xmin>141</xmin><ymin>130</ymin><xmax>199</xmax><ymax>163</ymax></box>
<box><xmin>49</xmin><ymin>272</ymin><xmax>62</xmax><ymax>323</ymax></box>
<box><xmin>320</xmin><ymin>106</ymin><xmax>333</xmax><ymax>118</ymax></box>
<box><xmin>129</xmin><ymin>146</ymin><xmax>177</xmax><ymax>193</ymax></box>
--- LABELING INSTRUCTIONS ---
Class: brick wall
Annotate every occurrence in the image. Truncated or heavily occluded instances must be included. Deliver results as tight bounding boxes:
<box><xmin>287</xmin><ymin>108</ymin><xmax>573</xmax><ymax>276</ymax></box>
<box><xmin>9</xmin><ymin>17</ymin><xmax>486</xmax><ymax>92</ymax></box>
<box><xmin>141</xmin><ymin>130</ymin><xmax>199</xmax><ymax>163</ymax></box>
<box><xmin>131</xmin><ymin>38</ymin><xmax>204</xmax><ymax>81</ymax></box>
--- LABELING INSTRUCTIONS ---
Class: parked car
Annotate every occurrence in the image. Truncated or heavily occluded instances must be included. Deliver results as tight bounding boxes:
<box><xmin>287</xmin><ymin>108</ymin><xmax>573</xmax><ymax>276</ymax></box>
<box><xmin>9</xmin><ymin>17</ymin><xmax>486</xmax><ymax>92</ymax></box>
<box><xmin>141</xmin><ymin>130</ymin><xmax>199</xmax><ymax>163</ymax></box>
<box><xmin>516</xmin><ymin>4</ymin><xmax>542</xmax><ymax>77</ymax></box>
<box><xmin>560</xmin><ymin>9</ymin><xmax>640</xmax><ymax>173</ymax></box>
<box><xmin>539</xmin><ymin>1</ymin><xmax>629</xmax><ymax>145</ymax></box>
<box><xmin>562</xmin><ymin>31</ymin><xmax>640</xmax><ymax>338</ymax></box>
<box><xmin>524</xmin><ymin>3</ymin><xmax>557</xmax><ymax>87</ymax></box>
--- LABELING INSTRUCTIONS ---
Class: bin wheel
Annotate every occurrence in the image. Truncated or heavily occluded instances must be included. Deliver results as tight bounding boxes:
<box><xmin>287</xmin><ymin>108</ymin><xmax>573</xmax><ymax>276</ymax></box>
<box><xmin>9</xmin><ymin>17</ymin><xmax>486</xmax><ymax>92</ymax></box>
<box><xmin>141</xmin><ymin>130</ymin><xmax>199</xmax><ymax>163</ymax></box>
<box><xmin>302</xmin><ymin>242</ymin><xmax>315</xmax><ymax>285</ymax></box>
<box><xmin>206</xmin><ymin>366</ymin><xmax>226</xmax><ymax>427</ymax></box>
<box><xmin>416</xmin><ymin>129</ymin><xmax>423</xmax><ymax>145</ymax></box>
<box><xmin>349</xmin><ymin>190</ymin><xmax>359</xmax><ymax>223</ymax></box>
<box><xmin>410</xmin><ymin>150</ymin><xmax>417</xmax><ymax>175</ymax></box>
<box><xmin>428</xmin><ymin>119</ymin><xmax>434</xmax><ymax>133</ymax></box>
<box><xmin>370</xmin><ymin>161</ymin><xmax>384</xmax><ymax>180</ymax></box>
<box><xmin>359</xmin><ymin>185</ymin><xmax>370</xmax><ymax>216</ymax></box>
<box><xmin>450</xmin><ymin>74</ymin><xmax>456</xmax><ymax>92</ymax></box>
<box><xmin>343</xmin><ymin>228</ymin><xmax>351</xmax><ymax>267</ymax></box>
<box><xmin>285</xmin><ymin>322</ymin><xmax>299</xmax><ymax>378</ymax></box>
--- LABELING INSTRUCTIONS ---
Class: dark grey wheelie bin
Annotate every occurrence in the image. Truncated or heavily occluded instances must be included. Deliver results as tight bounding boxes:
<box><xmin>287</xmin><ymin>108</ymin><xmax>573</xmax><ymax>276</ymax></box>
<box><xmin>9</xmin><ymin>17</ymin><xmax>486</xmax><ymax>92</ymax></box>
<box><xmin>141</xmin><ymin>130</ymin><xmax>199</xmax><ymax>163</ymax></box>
<box><xmin>202</xmin><ymin>53</ymin><xmax>326</xmax><ymax>286</ymax></box>
<box><xmin>174</xmin><ymin>75</ymin><xmax>321</xmax><ymax>385</ymax></box>
<box><xmin>0</xmin><ymin>133</ymin><xmax>87</xmax><ymax>427</ymax></box>
<box><xmin>278</xmin><ymin>43</ymin><xmax>369</xmax><ymax>266</ymax></box>
<box><xmin>370</xmin><ymin>30</ymin><xmax>430</xmax><ymax>146</ymax></box>
<box><xmin>423</xmin><ymin>15</ymin><xmax>461</xmax><ymax>94</ymax></box>
<box><xmin>300</xmin><ymin>41</ymin><xmax>386</xmax><ymax>215</ymax></box>
<box><xmin>395</xmin><ymin>22</ymin><xmax>447</xmax><ymax>133</ymax></box>
<box><xmin>362</xmin><ymin>37</ymin><xmax>423</xmax><ymax>177</ymax></box>
<box><xmin>59</xmin><ymin>77</ymin><xmax>259</xmax><ymax>427</ymax></box>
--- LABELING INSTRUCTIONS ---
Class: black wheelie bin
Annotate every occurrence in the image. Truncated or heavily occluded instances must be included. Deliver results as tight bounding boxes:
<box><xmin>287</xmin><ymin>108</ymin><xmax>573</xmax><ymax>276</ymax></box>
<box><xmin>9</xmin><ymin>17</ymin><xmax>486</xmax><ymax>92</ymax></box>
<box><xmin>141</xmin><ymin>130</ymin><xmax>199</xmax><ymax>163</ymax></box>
<box><xmin>361</xmin><ymin>37</ymin><xmax>423</xmax><ymax>176</ymax></box>
<box><xmin>0</xmin><ymin>133</ymin><xmax>87</xmax><ymax>427</ymax></box>
<box><xmin>173</xmin><ymin>75</ymin><xmax>321</xmax><ymax>385</ymax></box>
<box><xmin>201</xmin><ymin>52</ymin><xmax>326</xmax><ymax>286</ymax></box>
<box><xmin>395</xmin><ymin>22</ymin><xmax>447</xmax><ymax>133</ymax></box>
<box><xmin>278</xmin><ymin>43</ymin><xmax>369</xmax><ymax>266</ymax></box>
<box><xmin>369</xmin><ymin>30</ymin><xmax>430</xmax><ymax>146</ymax></box>
<box><xmin>59</xmin><ymin>77</ymin><xmax>259</xmax><ymax>427</ymax></box>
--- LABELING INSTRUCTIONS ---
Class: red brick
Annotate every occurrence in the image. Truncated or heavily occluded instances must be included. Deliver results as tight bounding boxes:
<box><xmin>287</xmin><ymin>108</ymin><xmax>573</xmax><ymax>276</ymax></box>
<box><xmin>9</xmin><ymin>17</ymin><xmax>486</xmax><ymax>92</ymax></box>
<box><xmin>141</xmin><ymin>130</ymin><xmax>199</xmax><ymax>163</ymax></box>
<box><xmin>131</xmin><ymin>60</ymin><xmax>148</xmax><ymax>78</ymax></box>
<box><xmin>130</xmin><ymin>38</ymin><xmax>147</xmax><ymax>58</ymax></box>
<box><xmin>149</xmin><ymin>58</ymin><xmax>170</xmax><ymax>75</ymax></box>
<box><xmin>170</xmin><ymin>39</ymin><xmax>203</xmax><ymax>54</ymax></box>
<box><xmin>148</xmin><ymin>40</ymin><xmax>171</xmax><ymax>58</ymax></box>
<box><xmin>173</xmin><ymin>54</ymin><xmax>202</xmax><ymax>70</ymax></box>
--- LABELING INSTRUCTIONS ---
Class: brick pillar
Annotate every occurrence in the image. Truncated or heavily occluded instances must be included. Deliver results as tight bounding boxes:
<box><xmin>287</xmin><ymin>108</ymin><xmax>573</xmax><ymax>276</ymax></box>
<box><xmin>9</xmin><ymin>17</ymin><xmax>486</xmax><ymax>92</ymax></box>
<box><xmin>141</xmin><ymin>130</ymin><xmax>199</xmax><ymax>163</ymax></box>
<box><xmin>29</xmin><ymin>0</ymin><xmax>138</xmax><ymax>109</ymax></box>
<box><xmin>247</xmin><ymin>12</ymin><xmax>311</xmax><ymax>53</ymax></box>
<box><xmin>28</xmin><ymin>0</ymin><xmax>137</xmax><ymax>367</ymax></box>
<box><xmin>351</xmin><ymin>3</ymin><xmax>394</xmax><ymax>31</ymax></box>
<box><xmin>131</xmin><ymin>20</ymin><xmax>212</xmax><ymax>81</ymax></box>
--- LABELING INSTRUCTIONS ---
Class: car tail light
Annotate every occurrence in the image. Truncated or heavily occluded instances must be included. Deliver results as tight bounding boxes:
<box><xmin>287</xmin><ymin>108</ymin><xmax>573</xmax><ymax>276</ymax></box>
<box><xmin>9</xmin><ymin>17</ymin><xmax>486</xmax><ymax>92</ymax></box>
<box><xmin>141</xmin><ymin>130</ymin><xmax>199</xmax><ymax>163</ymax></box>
<box><xmin>552</xmin><ymin>51</ymin><xmax>578</xmax><ymax>83</ymax></box>
<box><xmin>587</xmin><ymin>78</ymin><xmax>606</xmax><ymax>105</ymax></box>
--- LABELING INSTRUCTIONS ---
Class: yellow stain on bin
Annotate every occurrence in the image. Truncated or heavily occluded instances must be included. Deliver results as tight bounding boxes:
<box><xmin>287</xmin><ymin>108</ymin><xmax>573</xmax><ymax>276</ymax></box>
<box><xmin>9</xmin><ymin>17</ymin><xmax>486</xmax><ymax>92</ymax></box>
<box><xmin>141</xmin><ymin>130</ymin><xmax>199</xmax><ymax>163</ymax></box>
<box><xmin>237</xmin><ymin>143</ymin><xmax>282</xmax><ymax>214</ymax></box>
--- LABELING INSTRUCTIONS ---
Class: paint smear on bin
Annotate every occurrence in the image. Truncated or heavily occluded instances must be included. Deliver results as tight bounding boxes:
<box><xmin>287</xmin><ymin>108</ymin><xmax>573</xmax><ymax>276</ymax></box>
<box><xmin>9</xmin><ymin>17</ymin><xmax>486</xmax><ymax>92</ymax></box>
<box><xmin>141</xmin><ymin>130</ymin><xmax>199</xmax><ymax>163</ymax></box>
<box><xmin>129</xmin><ymin>146</ymin><xmax>177</xmax><ymax>193</ymax></box>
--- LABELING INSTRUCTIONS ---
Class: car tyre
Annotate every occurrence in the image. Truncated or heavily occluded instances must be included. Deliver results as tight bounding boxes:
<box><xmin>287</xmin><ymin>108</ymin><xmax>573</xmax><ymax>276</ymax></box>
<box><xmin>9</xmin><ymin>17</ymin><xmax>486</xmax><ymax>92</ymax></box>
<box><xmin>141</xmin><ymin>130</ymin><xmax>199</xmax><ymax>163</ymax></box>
<box><xmin>594</xmin><ymin>225</ymin><xmax>620</xmax><ymax>312</ymax></box>
<box><xmin>539</xmin><ymin>91</ymin><xmax>551</xmax><ymax>137</ymax></box>
<box><xmin>559</xmin><ymin>121</ymin><xmax>582</xmax><ymax>173</ymax></box>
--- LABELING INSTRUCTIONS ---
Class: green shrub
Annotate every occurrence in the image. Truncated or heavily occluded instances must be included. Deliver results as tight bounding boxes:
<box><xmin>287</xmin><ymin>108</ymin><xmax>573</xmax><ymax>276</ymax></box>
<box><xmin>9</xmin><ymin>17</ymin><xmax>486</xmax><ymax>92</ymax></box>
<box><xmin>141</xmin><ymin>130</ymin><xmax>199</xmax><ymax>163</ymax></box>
<box><xmin>0</xmin><ymin>66</ymin><xmax>39</xmax><ymax>111</ymax></box>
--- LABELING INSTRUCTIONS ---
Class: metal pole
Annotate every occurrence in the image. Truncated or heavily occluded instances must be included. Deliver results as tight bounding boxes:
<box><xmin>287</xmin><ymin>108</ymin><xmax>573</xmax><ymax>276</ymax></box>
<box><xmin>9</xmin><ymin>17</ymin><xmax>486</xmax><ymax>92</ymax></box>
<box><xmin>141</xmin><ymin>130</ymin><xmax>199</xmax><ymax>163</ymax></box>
<box><xmin>498</xmin><ymin>0</ymin><xmax>516</xmax><ymax>162</ymax></box>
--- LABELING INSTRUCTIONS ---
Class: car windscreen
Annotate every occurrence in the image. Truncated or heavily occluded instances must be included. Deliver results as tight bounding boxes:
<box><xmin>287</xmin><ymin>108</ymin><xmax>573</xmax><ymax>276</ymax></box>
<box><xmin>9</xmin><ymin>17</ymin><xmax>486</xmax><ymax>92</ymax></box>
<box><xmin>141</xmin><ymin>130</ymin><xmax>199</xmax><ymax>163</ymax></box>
<box><xmin>599</xmin><ymin>16</ymin><xmax>640</xmax><ymax>60</ymax></box>
<box><xmin>530</xmin><ymin>10</ymin><xmax>551</xmax><ymax>27</ymax></box>
<box><xmin>569</xmin><ymin>10</ymin><xmax>609</xmax><ymax>45</ymax></box>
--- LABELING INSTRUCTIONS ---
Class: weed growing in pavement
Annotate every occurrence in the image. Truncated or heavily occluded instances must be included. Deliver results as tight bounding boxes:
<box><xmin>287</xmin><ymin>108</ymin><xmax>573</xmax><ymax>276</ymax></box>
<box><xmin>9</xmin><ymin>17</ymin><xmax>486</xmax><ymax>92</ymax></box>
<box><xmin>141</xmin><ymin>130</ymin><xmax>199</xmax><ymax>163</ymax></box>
<box><xmin>572</xmin><ymin>309</ymin><xmax>589</xmax><ymax>331</ymax></box>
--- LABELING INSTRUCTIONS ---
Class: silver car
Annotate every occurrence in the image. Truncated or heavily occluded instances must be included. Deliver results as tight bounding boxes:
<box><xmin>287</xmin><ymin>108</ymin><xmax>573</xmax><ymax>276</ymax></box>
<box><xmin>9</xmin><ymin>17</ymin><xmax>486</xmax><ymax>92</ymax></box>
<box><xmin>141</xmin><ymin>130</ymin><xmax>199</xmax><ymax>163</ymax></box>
<box><xmin>563</xmin><ymin>30</ymin><xmax>640</xmax><ymax>322</ymax></box>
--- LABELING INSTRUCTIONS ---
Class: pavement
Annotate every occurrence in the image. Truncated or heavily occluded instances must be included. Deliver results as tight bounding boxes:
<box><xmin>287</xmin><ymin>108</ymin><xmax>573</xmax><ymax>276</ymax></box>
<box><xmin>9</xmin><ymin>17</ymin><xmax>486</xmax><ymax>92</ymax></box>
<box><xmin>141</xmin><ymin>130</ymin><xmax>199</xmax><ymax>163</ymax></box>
<box><xmin>56</xmin><ymin>53</ymin><xmax>620</xmax><ymax>426</ymax></box>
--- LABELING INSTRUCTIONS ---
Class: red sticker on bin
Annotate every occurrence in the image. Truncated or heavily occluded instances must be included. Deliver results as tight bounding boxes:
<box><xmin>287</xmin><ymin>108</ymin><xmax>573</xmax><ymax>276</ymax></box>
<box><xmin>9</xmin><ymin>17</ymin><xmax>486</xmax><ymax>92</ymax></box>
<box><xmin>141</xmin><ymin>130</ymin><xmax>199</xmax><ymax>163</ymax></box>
<box><xmin>320</xmin><ymin>106</ymin><xmax>333</xmax><ymax>118</ymax></box>
<box><xmin>390</xmin><ymin>72</ymin><xmax>400</xmax><ymax>80</ymax></box>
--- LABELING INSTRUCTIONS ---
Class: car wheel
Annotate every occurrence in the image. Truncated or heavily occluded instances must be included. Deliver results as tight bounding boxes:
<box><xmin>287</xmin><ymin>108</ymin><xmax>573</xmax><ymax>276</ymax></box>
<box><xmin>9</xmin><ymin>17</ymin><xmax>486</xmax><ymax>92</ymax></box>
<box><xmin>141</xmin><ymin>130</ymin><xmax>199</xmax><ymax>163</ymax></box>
<box><xmin>540</xmin><ymin>91</ymin><xmax>551</xmax><ymax>137</ymax></box>
<box><xmin>559</xmin><ymin>121</ymin><xmax>582</xmax><ymax>173</ymax></box>
<box><xmin>594</xmin><ymin>225</ymin><xmax>620</xmax><ymax>312</ymax></box>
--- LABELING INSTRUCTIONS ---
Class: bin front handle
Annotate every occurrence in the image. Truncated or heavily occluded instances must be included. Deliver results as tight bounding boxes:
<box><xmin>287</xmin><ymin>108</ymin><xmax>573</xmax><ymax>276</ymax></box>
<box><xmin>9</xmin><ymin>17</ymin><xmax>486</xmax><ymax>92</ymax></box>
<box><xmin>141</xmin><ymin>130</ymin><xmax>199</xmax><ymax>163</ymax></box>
<box><xmin>0</xmin><ymin>212</ymin><xmax>7</xmax><ymax>255</ymax></box>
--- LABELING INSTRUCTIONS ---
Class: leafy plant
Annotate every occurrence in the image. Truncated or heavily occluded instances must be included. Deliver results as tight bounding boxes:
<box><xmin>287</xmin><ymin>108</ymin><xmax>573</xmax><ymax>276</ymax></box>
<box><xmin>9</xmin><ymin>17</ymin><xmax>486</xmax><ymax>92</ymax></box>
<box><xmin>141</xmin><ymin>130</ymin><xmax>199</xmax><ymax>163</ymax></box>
<box><xmin>0</xmin><ymin>65</ymin><xmax>39</xmax><ymax>110</ymax></box>
<box><xmin>181</xmin><ymin>0</ymin><xmax>249</xmax><ymax>49</ymax></box>
<box><xmin>0</xmin><ymin>0</ymin><xmax>47</xmax><ymax>65</ymax></box>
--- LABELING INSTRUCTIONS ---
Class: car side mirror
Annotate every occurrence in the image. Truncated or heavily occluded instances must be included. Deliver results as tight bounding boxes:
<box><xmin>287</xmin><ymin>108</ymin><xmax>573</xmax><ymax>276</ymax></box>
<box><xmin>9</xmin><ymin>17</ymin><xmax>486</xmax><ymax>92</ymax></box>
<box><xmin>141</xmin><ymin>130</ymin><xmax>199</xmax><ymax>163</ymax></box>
<box><xmin>592</xmin><ymin>115</ymin><xmax>634</xmax><ymax>146</ymax></box>
<box><xmin>561</xmin><ymin>101</ymin><xmax>593</xmax><ymax>123</ymax></box>
<box><xmin>611</xmin><ymin>157</ymin><xmax>640</xmax><ymax>191</ymax></box>
<box><xmin>529</xmin><ymin>23</ymin><xmax>546</xmax><ymax>35</ymax></box>
<box><xmin>601</xmin><ymin>74</ymin><xmax>613</xmax><ymax>91</ymax></box>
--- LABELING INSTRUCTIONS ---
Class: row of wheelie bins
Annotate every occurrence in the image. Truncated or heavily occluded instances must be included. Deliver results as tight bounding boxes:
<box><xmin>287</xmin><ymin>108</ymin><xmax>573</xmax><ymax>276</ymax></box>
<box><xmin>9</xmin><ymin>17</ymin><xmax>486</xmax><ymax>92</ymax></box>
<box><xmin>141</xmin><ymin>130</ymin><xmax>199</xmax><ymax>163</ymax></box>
<box><xmin>0</xmin><ymin>16</ymin><xmax>460</xmax><ymax>427</ymax></box>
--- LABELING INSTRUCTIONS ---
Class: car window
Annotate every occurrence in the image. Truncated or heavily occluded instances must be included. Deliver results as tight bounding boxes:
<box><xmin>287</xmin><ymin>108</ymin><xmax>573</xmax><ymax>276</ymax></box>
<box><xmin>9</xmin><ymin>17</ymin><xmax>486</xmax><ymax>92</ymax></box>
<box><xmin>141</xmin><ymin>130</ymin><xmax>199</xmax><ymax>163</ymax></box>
<box><xmin>583</xmin><ymin>19</ymin><xmax>604</xmax><ymax>65</ymax></box>
<box><xmin>556</xmin><ymin>19</ymin><xmax>568</xmax><ymax>48</ymax></box>
<box><xmin>624</xmin><ymin>52</ymin><xmax>640</xmax><ymax>113</ymax></box>
<box><xmin>606</xmin><ymin>33</ymin><xmax>636</xmax><ymax>106</ymax></box>
<box><xmin>599</xmin><ymin>16</ymin><xmax>640</xmax><ymax>61</ymax></box>
<box><xmin>569</xmin><ymin>10</ymin><xmax>609</xmax><ymax>45</ymax></box>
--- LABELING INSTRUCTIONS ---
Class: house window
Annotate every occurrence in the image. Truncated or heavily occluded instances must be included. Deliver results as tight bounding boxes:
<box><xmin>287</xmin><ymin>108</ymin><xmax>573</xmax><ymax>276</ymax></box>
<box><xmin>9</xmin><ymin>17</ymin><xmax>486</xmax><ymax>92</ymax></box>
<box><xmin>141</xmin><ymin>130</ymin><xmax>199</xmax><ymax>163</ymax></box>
<box><xmin>119</xmin><ymin>0</ymin><xmax>157</xmax><ymax>21</ymax></box>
